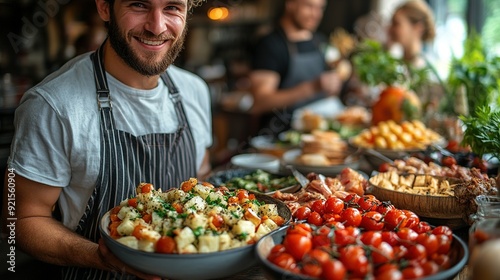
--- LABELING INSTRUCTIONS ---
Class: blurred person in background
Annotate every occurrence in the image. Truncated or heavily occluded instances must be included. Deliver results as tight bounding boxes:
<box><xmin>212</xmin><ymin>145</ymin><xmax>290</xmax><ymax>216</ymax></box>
<box><xmin>1</xmin><ymin>0</ymin><xmax>211</xmax><ymax>279</ymax></box>
<box><xmin>248</xmin><ymin>0</ymin><xmax>346</xmax><ymax>137</ymax></box>
<box><xmin>387</xmin><ymin>0</ymin><xmax>446</xmax><ymax>116</ymax></box>
<box><xmin>388</xmin><ymin>0</ymin><xmax>436</xmax><ymax>69</ymax></box>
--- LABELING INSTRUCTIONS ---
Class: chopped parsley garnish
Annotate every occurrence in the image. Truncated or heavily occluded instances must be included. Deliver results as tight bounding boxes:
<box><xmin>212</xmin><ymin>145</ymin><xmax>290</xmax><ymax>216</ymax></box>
<box><xmin>206</xmin><ymin>196</ymin><xmax>223</xmax><ymax>206</ymax></box>
<box><xmin>230</xmin><ymin>211</ymin><xmax>240</xmax><ymax>219</ymax></box>
<box><xmin>193</xmin><ymin>227</ymin><xmax>204</xmax><ymax>237</ymax></box>
<box><xmin>236</xmin><ymin>232</ymin><xmax>248</xmax><ymax>241</ymax></box>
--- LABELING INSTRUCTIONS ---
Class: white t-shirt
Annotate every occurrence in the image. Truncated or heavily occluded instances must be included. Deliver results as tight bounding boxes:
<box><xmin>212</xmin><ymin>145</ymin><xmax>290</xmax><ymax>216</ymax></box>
<box><xmin>8</xmin><ymin>53</ymin><xmax>213</xmax><ymax>229</ymax></box>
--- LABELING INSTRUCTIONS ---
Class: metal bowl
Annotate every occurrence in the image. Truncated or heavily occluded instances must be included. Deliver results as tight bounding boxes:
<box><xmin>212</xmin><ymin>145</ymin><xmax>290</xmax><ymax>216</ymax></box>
<box><xmin>99</xmin><ymin>192</ymin><xmax>292</xmax><ymax>280</ymax></box>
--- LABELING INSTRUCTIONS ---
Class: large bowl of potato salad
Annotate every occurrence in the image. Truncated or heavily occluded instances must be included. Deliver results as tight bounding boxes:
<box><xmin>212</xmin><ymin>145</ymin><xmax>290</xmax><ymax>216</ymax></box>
<box><xmin>99</xmin><ymin>178</ymin><xmax>292</xmax><ymax>280</ymax></box>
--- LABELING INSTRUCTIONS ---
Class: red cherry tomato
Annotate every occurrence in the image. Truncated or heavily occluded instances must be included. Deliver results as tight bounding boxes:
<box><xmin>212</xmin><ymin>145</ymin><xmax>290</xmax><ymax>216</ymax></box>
<box><xmin>307</xmin><ymin>211</ymin><xmax>324</xmax><ymax>226</ymax></box>
<box><xmin>402</xmin><ymin>210</ymin><xmax>420</xmax><ymax>229</ymax></box>
<box><xmin>270</xmin><ymin>252</ymin><xmax>297</xmax><ymax>270</ymax></box>
<box><xmin>321</xmin><ymin>259</ymin><xmax>346</xmax><ymax>280</ymax></box>
<box><xmin>127</xmin><ymin>198</ymin><xmax>138</xmax><ymax>208</ymax></box>
<box><xmin>371</xmin><ymin>241</ymin><xmax>395</xmax><ymax>264</ymax></box>
<box><xmin>435</xmin><ymin>234</ymin><xmax>452</xmax><ymax>254</ymax></box>
<box><xmin>294</xmin><ymin>206</ymin><xmax>312</xmax><ymax>221</ymax></box>
<box><xmin>287</xmin><ymin>223</ymin><xmax>313</xmax><ymax>237</ymax></box>
<box><xmin>384</xmin><ymin>209</ymin><xmax>408</xmax><ymax>230</ymax></box>
<box><xmin>340</xmin><ymin>207</ymin><xmax>362</xmax><ymax>227</ymax></box>
<box><xmin>339</xmin><ymin>245</ymin><xmax>369</xmax><ymax>276</ymax></box>
<box><xmin>411</xmin><ymin>221</ymin><xmax>432</xmax><ymax>234</ymax></box>
<box><xmin>358</xmin><ymin>195</ymin><xmax>380</xmax><ymax>211</ymax></box>
<box><xmin>156</xmin><ymin>236</ymin><xmax>176</xmax><ymax>254</ymax></box>
<box><xmin>381</xmin><ymin>230</ymin><xmax>400</xmax><ymax>246</ymax></box>
<box><xmin>432</xmin><ymin>225</ymin><xmax>453</xmax><ymax>238</ymax></box>
<box><xmin>283</xmin><ymin>233</ymin><xmax>313</xmax><ymax>261</ymax></box>
<box><xmin>324</xmin><ymin>197</ymin><xmax>345</xmax><ymax>214</ymax></box>
<box><xmin>360</xmin><ymin>211</ymin><xmax>384</xmax><ymax>231</ymax></box>
<box><xmin>376</xmin><ymin>201</ymin><xmax>396</xmax><ymax>215</ymax></box>
<box><xmin>406</xmin><ymin>244</ymin><xmax>427</xmax><ymax>262</ymax></box>
<box><xmin>441</xmin><ymin>156</ymin><xmax>457</xmax><ymax>167</ymax></box>
<box><xmin>396</xmin><ymin>227</ymin><xmax>418</xmax><ymax>242</ymax></box>
<box><xmin>334</xmin><ymin>226</ymin><xmax>360</xmax><ymax>246</ymax></box>
<box><xmin>311</xmin><ymin>200</ymin><xmax>326</xmax><ymax>215</ymax></box>
<box><xmin>401</xmin><ymin>265</ymin><xmax>424</xmax><ymax>279</ymax></box>
<box><xmin>343</xmin><ymin>193</ymin><xmax>361</xmax><ymax>204</ymax></box>
<box><xmin>421</xmin><ymin>260</ymin><xmax>439</xmax><ymax>276</ymax></box>
<box><xmin>416</xmin><ymin>232</ymin><xmax>439</xmax><ymax>256</ymax></box>
<box><xmin>359</xmin><ymin>231</ymin><xmax>382</xmax><ymax>246</ymax></box>
<box><xmin>378</xmin><ymin>162</ymin><xmax>391</xmax><ymax>172</ymax></box>
<box><xmin>301</xmin><ymin>262</ymin><xmax>322</xmax><ymax>278</ymax></box>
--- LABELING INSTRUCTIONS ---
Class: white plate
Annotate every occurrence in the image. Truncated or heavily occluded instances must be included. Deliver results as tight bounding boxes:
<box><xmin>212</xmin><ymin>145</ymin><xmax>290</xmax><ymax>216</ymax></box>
<box><xmin>282</xmin><ymin>149</ymin><xmax>360</xmax><ymax>177</ymax></box>
<box><xmin>231</xmin><ymin>153</ymin><xmax>280</xmax><ymax>173</ymax></box>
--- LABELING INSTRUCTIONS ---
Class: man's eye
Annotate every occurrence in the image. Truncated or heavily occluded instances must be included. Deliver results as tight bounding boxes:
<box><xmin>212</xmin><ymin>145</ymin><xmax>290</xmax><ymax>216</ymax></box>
<box><xmin>131</xmin><ymin>2</ymin><xmax>146</xmax><ymax>8</ymax></box>
<box><xmin>165</xmin><ymin>6</ymin><xmax>181</xmax><ymax>12</ymax></box>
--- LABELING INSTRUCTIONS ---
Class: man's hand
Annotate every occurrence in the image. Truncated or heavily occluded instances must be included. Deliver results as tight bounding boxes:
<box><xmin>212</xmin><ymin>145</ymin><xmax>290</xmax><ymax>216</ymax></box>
<box><xmin>97</xmin><ymin>238</ymin><xmax>162</xmax><ymax>280</ymax></box>
<box><xmin>318</xmin><ymin>70</ymin><xmax>342</xmax><ymax>96</ymax></box>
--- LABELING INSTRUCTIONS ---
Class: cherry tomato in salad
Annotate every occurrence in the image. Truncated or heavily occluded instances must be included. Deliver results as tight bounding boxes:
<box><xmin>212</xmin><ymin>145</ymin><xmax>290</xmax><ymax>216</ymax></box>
<box><xmin>140</xmin><ymin>183</ymin><xmax>154</xmax><ymax>193</ymax></box>
<box><xmin>156</xmin><ymin>236</ymin><xmax>176</xmax><ymax>254</ymax></box>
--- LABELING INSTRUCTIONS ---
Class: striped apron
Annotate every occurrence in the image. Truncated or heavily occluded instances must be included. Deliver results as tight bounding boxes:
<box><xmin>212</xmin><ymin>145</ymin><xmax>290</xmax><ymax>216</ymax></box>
<box><xmin>62</xmin><ymin>43</ymin><xmax>197</xmax><ymax>279</ymax></box>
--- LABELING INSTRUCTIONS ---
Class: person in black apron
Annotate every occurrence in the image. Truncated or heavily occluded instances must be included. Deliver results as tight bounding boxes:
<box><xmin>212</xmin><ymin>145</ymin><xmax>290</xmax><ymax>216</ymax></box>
<box><xmin>249</xmin><ymin>0</ymin><xmax>344</xmax><ymax>137</ymax></box>
<box><xmin>4</xmin><ymin>1</ymin><xmax>210</xmax><ymax>279</ymax></box>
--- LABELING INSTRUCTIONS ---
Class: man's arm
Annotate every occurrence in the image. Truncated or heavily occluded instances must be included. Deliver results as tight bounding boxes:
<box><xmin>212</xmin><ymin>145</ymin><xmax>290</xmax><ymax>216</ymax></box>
<box><xmin>1</xmin><ymin>171</ymin><xmax>160</xmax><ymax>280</ymax></box>
<box><xmin>248</xmin><ymin>70</ymin><xmax>342</xmax><ymax>114</ymax></box>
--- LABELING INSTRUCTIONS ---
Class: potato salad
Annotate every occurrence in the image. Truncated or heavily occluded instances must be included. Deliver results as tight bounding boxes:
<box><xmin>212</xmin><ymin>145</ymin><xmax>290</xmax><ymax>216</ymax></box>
<box><xmin>107</xmin><ymin>178</ymin><xmax>286</xmax><ymax>254</ymax></box>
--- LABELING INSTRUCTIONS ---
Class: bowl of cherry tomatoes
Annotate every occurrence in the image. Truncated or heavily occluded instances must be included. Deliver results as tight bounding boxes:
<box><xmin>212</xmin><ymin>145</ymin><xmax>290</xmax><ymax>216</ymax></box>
<box><xmin>255</xmin><ymin>194</ymin><xmax>469</xmax><ymax>280</ymax></box>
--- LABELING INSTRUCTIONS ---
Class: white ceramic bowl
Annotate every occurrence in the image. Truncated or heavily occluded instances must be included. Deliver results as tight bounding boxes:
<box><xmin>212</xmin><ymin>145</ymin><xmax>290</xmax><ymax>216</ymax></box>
<box><xmin>231</xmin><ymin>153</ymin><xmax>280</xmax><ymax>173</ymax></box>
<box><xmin>99</xmin><ymin>193</ymin><xmax>292</xmax><ymax>280</ymax></box>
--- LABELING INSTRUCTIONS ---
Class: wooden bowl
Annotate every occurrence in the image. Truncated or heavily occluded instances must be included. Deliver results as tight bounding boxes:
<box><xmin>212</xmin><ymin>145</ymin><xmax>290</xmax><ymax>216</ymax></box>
<box><xmin>368</xmin><ymin>175</ymin><xmax>466</xmax><ymax>228</ymax></box>
<box><xmin>369</xmin><ymin>183</ymin><xmax>462</xmax><ymax>218</ymax></box>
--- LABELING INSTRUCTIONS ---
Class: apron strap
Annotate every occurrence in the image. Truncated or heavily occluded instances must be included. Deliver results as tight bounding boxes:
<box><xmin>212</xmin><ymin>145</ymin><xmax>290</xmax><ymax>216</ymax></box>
<box><xmin>91</xmin><ymin>40</ymin><xmax>115</xmax><ymax>130</ymax></box>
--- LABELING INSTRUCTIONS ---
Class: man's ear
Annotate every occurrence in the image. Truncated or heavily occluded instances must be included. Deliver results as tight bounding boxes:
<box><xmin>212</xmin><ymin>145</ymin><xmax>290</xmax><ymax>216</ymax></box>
<box><xmin>95</xmin><ymin>0</ymin><xmax>111</xmax><ymax>22</ymax></box>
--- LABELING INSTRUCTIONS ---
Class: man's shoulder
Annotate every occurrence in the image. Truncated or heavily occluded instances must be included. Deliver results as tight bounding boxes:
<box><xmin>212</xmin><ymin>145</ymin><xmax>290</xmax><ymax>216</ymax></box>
<box><xmin>23</xmin><ymin>54</ymin><xmax>95</xmax><ymax>113</ymax></box>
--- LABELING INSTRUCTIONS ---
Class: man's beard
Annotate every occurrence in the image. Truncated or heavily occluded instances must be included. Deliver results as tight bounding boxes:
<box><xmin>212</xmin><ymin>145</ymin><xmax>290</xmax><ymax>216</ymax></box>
<box><xmin>107</xmin><ymin>12</ymin><xmax>186</xmax><ymax>76</ymax></box>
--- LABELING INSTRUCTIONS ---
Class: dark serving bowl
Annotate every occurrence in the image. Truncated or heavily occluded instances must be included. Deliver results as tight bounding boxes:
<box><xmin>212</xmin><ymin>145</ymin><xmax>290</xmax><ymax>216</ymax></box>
<box><xmin>206</xmin><ymin>168</ymin><xmax>301</xmax><ymax>195</ymax></box>
<box><xmin>100</xmin><ymin>192</ymin><xmax>292</xmax><ymax>280</ymax></box>
<box><xmin>255</xmin><ymin>225</ymin><xmax>469</xmax><ymax>280</ymax></box>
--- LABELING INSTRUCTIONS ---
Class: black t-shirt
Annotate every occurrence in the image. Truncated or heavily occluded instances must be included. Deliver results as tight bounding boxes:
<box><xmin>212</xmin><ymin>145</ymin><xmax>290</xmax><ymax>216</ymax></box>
<box><xmin>252</xmin><ymin>27</ymin><xmax>328</xmax><ymax>88</ymax></box>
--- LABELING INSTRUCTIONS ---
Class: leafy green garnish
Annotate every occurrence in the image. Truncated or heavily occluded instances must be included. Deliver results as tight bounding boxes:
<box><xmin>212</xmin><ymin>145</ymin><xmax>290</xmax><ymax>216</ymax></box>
<box><xmin>460</xmin><ymin>106</ymin><xmax>500</xmax><ymax>160</ymax></box>
<box><xmin>236</xmin><ymin>232</ymin><xmax>249</xmax><ymax>241</ymax></box>
<box><xmin>192</xmin><ymin>227</ymin><xmax>204</xmax><ymax>237</ymax></box>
